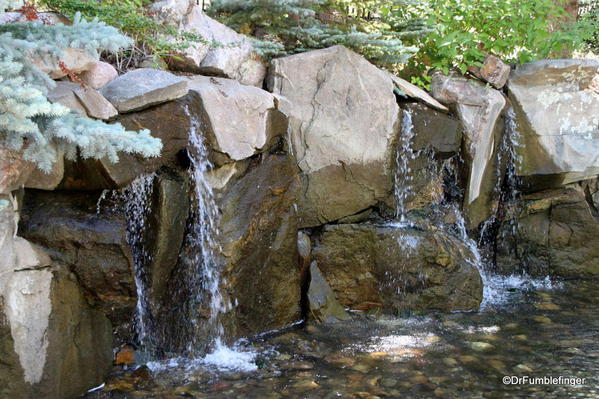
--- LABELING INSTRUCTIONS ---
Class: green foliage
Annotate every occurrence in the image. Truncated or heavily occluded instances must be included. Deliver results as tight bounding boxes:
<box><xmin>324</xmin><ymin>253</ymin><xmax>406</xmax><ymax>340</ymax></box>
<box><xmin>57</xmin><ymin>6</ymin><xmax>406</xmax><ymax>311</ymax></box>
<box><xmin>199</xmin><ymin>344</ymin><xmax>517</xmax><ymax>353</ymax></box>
<box><xmin>406</xmin><ymin>0</ymin><xmax>595</xmax><ymax>82</ymax></box>
<box><xmin>41</xmin><ymin>0</ymin><xmax>209</xmax><ymax>66</ymax></box>
<box><xmin>580</xmin><ymin>0</ymin><xmax>599</xmax><ymax>53</ymax></box>
<box><xmin>208</xmin><ymin>0</ymin><xmax>430</xmax><ymax>66</ymax></box>
<box><xmin>0</xmin><ymin>3</ymin><xmax>162</xmax><ymax>171</ymax></box>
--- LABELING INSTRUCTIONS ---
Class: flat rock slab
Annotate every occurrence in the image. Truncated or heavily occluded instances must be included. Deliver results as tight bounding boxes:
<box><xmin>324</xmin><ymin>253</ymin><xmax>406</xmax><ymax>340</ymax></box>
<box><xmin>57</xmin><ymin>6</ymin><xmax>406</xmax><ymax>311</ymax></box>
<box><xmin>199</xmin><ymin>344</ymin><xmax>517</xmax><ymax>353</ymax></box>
<box><xmin>100</xmin><ymin>68</ymin><xmax>188</xmax><ymax>113</ymax></box>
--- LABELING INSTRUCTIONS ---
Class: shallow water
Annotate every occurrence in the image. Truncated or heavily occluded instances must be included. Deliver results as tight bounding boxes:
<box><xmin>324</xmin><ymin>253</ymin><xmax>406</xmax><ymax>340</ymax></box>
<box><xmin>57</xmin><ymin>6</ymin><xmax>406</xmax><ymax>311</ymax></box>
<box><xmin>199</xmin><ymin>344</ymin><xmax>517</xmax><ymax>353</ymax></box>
<box><xmin>84</xmin><ymin>280</ymin><xmax>598</xmax><ymax>399</ymax></box>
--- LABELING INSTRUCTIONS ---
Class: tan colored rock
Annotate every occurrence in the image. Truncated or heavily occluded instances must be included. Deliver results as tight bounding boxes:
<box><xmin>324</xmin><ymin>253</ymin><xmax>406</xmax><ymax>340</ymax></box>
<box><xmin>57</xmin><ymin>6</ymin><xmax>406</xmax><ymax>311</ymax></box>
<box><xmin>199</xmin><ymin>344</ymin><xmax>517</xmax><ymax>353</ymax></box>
<box><xmin>25</xmin><ymin>144</ymin><xmax>64</xmax><ymax>191</ymax></box>
<box><xmin>307</xmin><ymin>262</ymin><xmax>351</xmax><ymax>323</ymax></box>
<box><xmin>47</xmin><ymin>81</ymin><xmax>118</xmax><ymax>120</ymax></box>
<box><xmin>469</xmin><ymin>55</ymin><xmax>511</xmax><ymax>89</ymax></box>
<box><xmin>0</xmin><ymin>146</ymin><xmax>35</xmax><ymax>195</ymax></box>
<box><xmin>268</xmin><ymin>46</ymin><xmax>400</xmax><ymax>227</ymax></box>
<box><xmin>387</xmin><ymin>73</ymin><xmax>448</xmax><ymax>112</ymax></box>
<box><xmin>33</xmin><ymin>48</ymin><xmax>99</xmax><ymax>80</ymax></box>
<box><xmin>79</xmin><ymin>61</ymin><xmax>118</xmax><ymax>90</ymax></box>
<box><xmin>431</xmin><ymin>73</ymin><xmax>506</xmax><ymax>228</ymax></box>
<box><xmin>188</xmin><ymin>75</ymin><xmax>286</xmax><ymax>164</ymax></box>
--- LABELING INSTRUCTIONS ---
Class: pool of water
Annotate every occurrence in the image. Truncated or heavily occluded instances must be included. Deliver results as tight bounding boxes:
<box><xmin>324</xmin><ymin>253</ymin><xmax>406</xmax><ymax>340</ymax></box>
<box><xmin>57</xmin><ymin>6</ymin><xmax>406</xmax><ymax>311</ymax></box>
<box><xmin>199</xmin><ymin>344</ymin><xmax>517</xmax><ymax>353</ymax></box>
<box><xmin>84</xmin><ymin>280</ymin><xmax>598</xmax><ymax>399</ymax></box>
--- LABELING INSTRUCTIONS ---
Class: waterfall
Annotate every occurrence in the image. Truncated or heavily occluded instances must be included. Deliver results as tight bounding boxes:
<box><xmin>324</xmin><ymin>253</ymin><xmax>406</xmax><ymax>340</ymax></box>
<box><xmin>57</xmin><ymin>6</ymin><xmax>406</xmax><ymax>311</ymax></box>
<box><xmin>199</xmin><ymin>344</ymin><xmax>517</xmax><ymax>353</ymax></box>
<box><xmin>122</xmin><ymin>175</ymin><xmax>156</xmax><ymax>349</ymax></box>
<box><xmin>184</xmin><ymin>106</ymin><xmax>226</xmax><ymax>349</ymax></box>
<box><xmin>393</xmin><ymin>109</ymin><xmax>417</xmax><ymax>224</ymax></box>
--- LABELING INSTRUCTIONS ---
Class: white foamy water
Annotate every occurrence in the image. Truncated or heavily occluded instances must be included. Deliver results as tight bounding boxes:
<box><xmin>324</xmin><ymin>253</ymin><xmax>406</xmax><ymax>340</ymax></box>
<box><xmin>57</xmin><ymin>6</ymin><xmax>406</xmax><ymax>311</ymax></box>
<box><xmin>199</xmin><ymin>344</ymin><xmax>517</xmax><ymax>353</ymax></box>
<box><xmin>394</xmin><ymin>109</ymin><xmax>417</xmax><ymax>223</ymax></box>
<box><xmin>201</xmin><ymin>339</ymin><xmax>258</xmax><ymax>372</ymax></box>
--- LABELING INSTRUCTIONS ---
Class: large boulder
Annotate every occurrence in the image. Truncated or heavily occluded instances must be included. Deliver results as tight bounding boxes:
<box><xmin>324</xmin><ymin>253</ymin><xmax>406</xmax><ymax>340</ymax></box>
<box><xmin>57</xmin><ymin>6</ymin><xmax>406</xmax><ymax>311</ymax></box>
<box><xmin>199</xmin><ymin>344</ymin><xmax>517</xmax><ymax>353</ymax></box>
<box><xmin>311</xmin><ymin>224</ymin><xmax>483</xmax><ymax>312</ymax></box>
<box><xmin>187</xmin><ymin>76</ymin><xmax>288</xmax><ymax>165</ymax></box>
<box><xmin>150</xmin><ymin>2</ymin><xmax>266</xmax><ymax>87</ymax></box>
<box><xmin>268</xmin><ymin>46</ymin><xmax>400</xmax><ymax>227</ymax></box>
<box><xmin>18</xmin><ymin>190</ymin><xmax>136</xmax><ymax>342</ymax></box>
<box><xmin>155</xmin><ymin>154</ymin><xmax>302</xmax><ymax>352</ymax></box>
<box><xmin>58</xmin><ymin>92</ymin><xmax>199</xmax><ymax>190</ymax></box>
<box><xmin>432</xmin><ymin>73</ymin><xmax>506</xmax><ymax>228</ymax></box>
<box><xmin>0</xmin><ymin>197</ymin><xmax>112</xmax><ymax>399</ymax></box>
<box><xmin>496</xmin><ymin>181</ymin><xmax>599</xmax><ymax>278</ymax></box>
<box><xmin>507</xmin><ymin>59</ymin><xmax>599</xmax><ymax>191</ymax></box>
<box><xmin>100</xmin><ymin>68</ymin><xmax>188</xmax><ymax>113</ymax></box>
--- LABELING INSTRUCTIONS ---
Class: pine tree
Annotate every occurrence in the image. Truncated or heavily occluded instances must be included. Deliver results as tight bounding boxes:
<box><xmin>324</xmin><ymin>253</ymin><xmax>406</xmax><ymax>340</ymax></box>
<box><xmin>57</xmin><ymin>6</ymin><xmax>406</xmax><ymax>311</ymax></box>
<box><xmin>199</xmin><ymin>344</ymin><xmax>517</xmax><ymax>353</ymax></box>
<box><xmin>0</xmin><ymin>0</ymin><xmax>162</xmax><ymax>172</ymax></box>
<box><xmin>208</xmin><ymin>0</ymin><xmax>431</xmax><ymax>66</ymax></box>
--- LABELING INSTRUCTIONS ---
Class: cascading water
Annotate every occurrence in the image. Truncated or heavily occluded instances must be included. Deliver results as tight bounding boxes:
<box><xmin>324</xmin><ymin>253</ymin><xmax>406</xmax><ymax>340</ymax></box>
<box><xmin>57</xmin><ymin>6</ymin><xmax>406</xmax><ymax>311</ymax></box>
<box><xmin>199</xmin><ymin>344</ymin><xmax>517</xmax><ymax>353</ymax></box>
<box><xmin>393</xmin><ymin>109</ymin><xmax>417</xmax><ymax>224</ymax></box>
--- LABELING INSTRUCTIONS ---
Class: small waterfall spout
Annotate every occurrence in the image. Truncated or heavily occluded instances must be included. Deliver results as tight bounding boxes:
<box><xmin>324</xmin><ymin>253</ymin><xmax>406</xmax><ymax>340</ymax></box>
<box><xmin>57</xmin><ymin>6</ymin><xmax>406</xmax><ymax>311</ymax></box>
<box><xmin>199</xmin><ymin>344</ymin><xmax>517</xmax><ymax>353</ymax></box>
<box><xmin>394</xmin><ymin>109</ymin><xmax>417</xmax><ymax>224</ymax></box>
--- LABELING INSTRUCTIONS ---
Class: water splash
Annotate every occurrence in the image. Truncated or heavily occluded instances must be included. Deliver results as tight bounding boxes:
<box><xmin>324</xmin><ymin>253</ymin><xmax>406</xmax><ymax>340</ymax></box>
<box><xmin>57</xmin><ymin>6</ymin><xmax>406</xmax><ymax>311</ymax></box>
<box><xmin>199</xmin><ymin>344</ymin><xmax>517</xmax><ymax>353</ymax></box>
<box><xmin>394</xmin><ymin>109</ymin><xmax>417</xmax><ymax>224</ymax></box>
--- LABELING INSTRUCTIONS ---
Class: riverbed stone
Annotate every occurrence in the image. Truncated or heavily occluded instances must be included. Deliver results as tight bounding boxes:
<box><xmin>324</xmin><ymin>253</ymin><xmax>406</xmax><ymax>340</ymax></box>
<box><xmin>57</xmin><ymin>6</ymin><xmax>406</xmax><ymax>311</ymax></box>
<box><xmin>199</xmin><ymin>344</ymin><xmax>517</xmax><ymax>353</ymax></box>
<box><xmin>496</xmin><ymin>181</ymin><xmax>599</xmax><ymax>278</ymax></box>
<box><xmin>268</xmin><ymin>45</ymin><xmax>400</xmax><ymax>227</ymax></box>
<box><xmin>431</xmin><ymin>73</ymin><xmax>506</xmax><ymax>228</ymax></box>
<box><xmin>507</xmin><ymin>59</ymin><xmax>599</xmax><ymax>191</ymax></box>
<box><xmin>100</xmin><ymin>68</ymin><xmax>188</xmax><ymax>113</ymax></box>
<box><xmin>18</xmin><ymin>190</ymin><xmax>136</xmax><ymax>342</ymax></box>
<box><xmin>187</xmin><ymin>76</ymin><xmax>287</xmax><ymax>165</ymax></box>
<box><xmin>311</xmin><ymin>224</ymin><xmax>483</xmax><ymax>312</ymax></box>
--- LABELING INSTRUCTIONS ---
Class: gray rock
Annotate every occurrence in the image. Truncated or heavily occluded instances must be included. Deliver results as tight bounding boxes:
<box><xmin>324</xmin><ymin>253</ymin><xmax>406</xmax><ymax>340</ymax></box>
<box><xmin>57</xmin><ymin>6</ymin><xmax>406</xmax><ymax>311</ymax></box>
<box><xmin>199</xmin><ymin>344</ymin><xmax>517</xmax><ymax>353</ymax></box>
<box><xmin>307</xmin><ymin>262</ymin><xmax>351</xmax><ymax>323</ymax></box>
<box><xmin>188</xmin><ymin>76</ymin><xmax>287</xmax><ymax>165</ymax></box>
<box><xmin>268</xmin><ymin>45</ymin><xmax>400</xmax><ymax>227</ymax></box>
<box><xmin>311</xmin><ymin>224</ymin><xmax>483</xmax><ymax>312</ymax></box>
<box><xmin>46</xmin><ymin>82</ymin><xmax>88</xmax><ymax>115</ymax></box>
<box><xmin>151</xmin><ymin>4</ymin><xmax>267</xmax><ymax>87</ymax></box>
<box><xmin>507</xmin><ymin>59</ymin><xmax>599</xmax><ymax>190</ymax></box>
<box><xmin>100</xmin><ymin>68</ymin><xmax>188</xmax><ymax>113</ymax></box>
<box><xmin>431</xmin><ymin>73</ymin><xmax>506</xmax><ymax>228</ymax></box>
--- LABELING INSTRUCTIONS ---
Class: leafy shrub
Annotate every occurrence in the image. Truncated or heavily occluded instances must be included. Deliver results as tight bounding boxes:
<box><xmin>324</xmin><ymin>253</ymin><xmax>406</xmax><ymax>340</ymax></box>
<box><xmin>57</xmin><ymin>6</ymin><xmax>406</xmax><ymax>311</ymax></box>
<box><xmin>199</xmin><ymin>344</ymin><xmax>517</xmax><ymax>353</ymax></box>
<box><xmin>405</xmin><ymin>0</ymin><xmax>596</xmax><ymax>85</ymax></box>
<box><xmin>0</xmin><ymin>1</ymin><xmax>162</xmax><ymax>171</ymax></box>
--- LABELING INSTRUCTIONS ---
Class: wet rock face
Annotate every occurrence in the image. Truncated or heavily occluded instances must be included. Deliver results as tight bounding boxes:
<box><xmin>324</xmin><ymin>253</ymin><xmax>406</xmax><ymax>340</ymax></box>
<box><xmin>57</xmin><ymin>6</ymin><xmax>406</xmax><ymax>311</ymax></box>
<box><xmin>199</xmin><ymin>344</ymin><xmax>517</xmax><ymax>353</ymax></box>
<box><xmin>311</xmin><ymin>224</ymin><xmax>483</xmax><ymax>312</ymax></box>
<box><xmin>59</xmin><ymin>92</ymin><xmax>200</xmax><ymax>190</ymax></box>
<box><xmin>217</xmin><ymin>154</ymin><xmax>302</xmax><ymax>338</ymax></box>
<box><xmin>18</xmin><ymin>190</ymin><xmax>136</xmax><ymax>341</ymax></box>
<box><xmin>268</xmin><ymin>46</ymin><xmax>400</xmax><ymax>227</ymax></box>
<box><xmin>431</xmin><ymin>73</ymin><xmax>506</xmax><ymax>228</ymax></box>
<box><xmin>507</xmin><ymin>59</ymin><xmax>599</xmax><ymax>191</ymax></box>
<box><xmin>496</xmin><ymin>182</ymin><xmax>599</xmax><ymax>278</ymax></box>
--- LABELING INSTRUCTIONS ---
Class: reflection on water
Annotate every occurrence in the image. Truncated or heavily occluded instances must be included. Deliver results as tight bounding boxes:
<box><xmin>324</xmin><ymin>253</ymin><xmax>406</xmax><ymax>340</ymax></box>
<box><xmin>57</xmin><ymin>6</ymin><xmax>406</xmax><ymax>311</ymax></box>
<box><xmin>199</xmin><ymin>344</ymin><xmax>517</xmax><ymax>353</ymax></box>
<box><xmin>84</xmin><ymin>280</ymin><xmax>598</xmax><ymax>399</ymax></box>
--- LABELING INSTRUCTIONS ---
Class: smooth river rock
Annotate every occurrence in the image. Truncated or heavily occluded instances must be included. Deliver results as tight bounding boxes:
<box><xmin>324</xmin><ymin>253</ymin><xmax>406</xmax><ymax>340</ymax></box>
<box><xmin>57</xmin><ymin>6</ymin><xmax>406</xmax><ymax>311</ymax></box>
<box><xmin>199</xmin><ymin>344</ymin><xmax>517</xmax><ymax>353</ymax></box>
<box><xmin>311</xmin><ymin>224</ymin><xmax>483</xmax><ymax>312</ymax></box>
<box><xmin>268</xmin><ymin>45</ymin><xmax>400</xmax><ymax>227</ymax></box>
